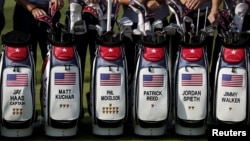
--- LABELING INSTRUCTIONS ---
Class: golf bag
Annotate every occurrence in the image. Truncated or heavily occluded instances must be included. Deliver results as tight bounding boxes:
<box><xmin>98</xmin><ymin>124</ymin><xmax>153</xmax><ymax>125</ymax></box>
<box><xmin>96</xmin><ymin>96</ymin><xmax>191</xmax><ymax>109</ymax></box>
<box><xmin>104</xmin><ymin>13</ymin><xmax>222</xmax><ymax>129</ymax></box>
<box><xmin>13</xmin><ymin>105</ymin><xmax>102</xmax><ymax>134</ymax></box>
<box><xmin>212</xmin><ymin>4</ymin><xmax>250</xmax><ymax>126</ymax></box>
<box><xmin>173</xmin><ymin>40</ymin><xmax>209</xmax><ymax>136</ymax></box>
<box><xmin>0</xmin><ymin>31</ymin><xmax>36</xmax><ymax>137</ymax></box>
<box><xmin>86</xmin><ymin>0</ymin><xmax>127</xmax><ymax>136</ymax></box>
<box><xmin>167</xmin><ymin>0</ymin><xmax>210</xmax><ymax>135</ymax></box>
<box><xmin>213</xmin><ymin>37</ymin><xmax>249</xmax><ymax>125</ymax></box>
<box><xmin>125</xmin><ymin>0</ymin><xmax>171</xmax><ymax>136</ymax></box>
<box><xmin>38</xmin><ymin>13</ymin><xmax>83</xmax><ymax>136</ymax></box>
<box><xmin>90</xmin><ymin>32</ymin><xmax>128</xmax><ymax>136</ymax></box>
<box><xmin>131</xmin><ymin>35</ymin><xmax>171</xmax><ymax>136</ymax></box>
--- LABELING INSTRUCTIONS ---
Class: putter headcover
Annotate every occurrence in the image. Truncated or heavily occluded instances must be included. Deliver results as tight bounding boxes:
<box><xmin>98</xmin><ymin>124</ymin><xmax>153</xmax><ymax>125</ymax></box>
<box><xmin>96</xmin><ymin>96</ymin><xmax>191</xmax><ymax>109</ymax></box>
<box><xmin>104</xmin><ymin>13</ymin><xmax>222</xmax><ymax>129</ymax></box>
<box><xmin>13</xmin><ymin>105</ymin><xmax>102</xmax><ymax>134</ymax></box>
<box><xmin>233</xmin><ymin>2</ymin><xmax>249</xmax><ymax>32</ymax></box>
<box><xmin>69</xmin><ymin>2</ymin><xmax>87</xmax><ymax>34</ymax></box>
<box><xmin>129</xmin><ymin>0</ymin><xmax>151</xmax><ymax>35</ymax></box>
<box><xmin>36</xmin><ymin>15</ymin><xmax>53</xmax><ymax>29</ymax></box>
<box><xmin>83</xmin><ymin>5</ymin><xmax>99</xmax><ymax>19</ymax></box>
<box><xmin>217</xmin><ymin>9</ymin><xmax>232</xmax><ymax>33</ymax></box>
<box><xmin>36</xmin><ymin>4</ymin><xmax>59</xmax><ymax>29</ymax></box>
<box><xmin>48</xmin><ymin>3</ymin><xmax>57</xmax><ymax>18</ymax></box>
<box><xmin>167</xmin><ymin>0</ymin><xmax>183</xmax><ymax>26</ymax></box>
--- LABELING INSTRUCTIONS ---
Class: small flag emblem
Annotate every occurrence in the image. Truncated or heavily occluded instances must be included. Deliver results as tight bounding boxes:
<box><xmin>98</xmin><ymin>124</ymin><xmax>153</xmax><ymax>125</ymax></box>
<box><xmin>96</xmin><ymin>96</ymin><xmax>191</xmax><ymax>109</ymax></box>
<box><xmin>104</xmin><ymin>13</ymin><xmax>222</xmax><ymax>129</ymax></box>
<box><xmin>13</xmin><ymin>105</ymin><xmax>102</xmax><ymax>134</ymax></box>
<box><xmin>143</xmin><ymin>74</ymin><xmax>164</xmax><ymax>87</ymax></box>
<box><xmin>7</xmin><ymin>74</ymin><xmax>28</xmax><ymax>87</ymax></box>
<box><xmin>55</xmin><ymin>73</ymin><xmax>76</xmax><ymax>85</ymax></box>
<box><xmin>100</xmin><ymin>73</ymin><xmax>121</xmax><ymax>86</ymax></box>
<box><xmin>182</xmin><ymin>73</ymin><xmax>202</xmax><ymax>86</ymax></box>
<box><xmin>222</xmin><ymin>74</ymin><xmax>243</xmax><ymax>87</ymax></box>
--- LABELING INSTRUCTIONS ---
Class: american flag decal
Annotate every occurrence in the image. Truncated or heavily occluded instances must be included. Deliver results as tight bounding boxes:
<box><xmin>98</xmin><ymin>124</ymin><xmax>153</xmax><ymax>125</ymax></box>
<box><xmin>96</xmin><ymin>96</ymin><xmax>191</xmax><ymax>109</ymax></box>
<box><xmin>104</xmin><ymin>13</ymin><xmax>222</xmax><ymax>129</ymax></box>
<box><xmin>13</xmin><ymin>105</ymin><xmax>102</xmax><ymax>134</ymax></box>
<box><xmin>222</xmin><ymin>74</ymin><xmax>243</xmax><ymax>87</ymax></box>
<box><xmin>100</xmin><ymin>73</ymin><xmax>121</xmax><ymax>86</ymax></box>
<box><xmin>182</xmin><ymin>73</ymin><xmax>203</xmax><ymax>86</ymax></box>
<box><xmin>143</xmin><ymin>74</ymin><xmax>164</xmax><ymax>87</ymax></box>
<box><xmin>7</xmin><ymin>74</ymin><xmax>28</xmax><ymax>87</ymax></box>
<box><xmin>55</xmin><ymin>73</ymin><xmax>76</xmax><ymax>85</ymax></box>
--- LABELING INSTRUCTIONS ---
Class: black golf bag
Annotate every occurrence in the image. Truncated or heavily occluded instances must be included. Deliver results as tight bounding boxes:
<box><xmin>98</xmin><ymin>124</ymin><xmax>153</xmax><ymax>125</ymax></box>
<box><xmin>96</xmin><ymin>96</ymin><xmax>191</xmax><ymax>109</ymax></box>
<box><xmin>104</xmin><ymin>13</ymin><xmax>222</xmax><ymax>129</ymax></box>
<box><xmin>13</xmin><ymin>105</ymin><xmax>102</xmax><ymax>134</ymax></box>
<box><xmin>38</xmin><ymin>14</ymin><xmax>83</xmax><ymax>137</ymax></box>
<box><xmin>89</xmin><ymin>31</ymin><xmax>128</xmax><ymax>136</ymax></box>
<box><xmin>173</xmin><ymin>41</ymin><xmax>209</xmax><ymax>136</ymax></box>
<box><xmin>0</xmin><ymin>31</ymin><xmax>36</xmax><ymax>137</ymax></box>
<box><xmin>131</xmin><ymin>35</ymin><xmax>171</xmax><ymax>136</ymax></box>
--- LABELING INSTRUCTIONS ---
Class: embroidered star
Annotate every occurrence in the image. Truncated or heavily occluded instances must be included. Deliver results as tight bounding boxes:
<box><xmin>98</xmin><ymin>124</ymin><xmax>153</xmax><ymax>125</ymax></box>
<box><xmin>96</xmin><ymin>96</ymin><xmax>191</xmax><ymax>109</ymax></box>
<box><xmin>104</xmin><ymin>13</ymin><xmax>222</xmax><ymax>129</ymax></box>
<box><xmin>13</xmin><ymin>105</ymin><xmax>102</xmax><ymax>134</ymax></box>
<box><xmin>15</xmin><ymin>48</ymin><xmax>20</xmax><ymax>52</ymax></box>
<box><xmin>190</xmin><ymin>49</ymin><xmax>195</xmax><ymax>53</ymax></box>
<box><xmin>109</xmin><ymin>48</ymin><xmax>113</xmax><ymax>52</ymax></box>
<box><xmin>62</xmin><ymin>48</ymin><xmax>67</xmax><ymax>52</ymax></box>
<box><xmin>231</xmin><ymin>50</ymin><xmax>236</xmax><ymax>54</ymax></box>
<box><xmin>152</xmin><ymin>49</ymin><xmax>156</xmax><ymax>53</ymax></box>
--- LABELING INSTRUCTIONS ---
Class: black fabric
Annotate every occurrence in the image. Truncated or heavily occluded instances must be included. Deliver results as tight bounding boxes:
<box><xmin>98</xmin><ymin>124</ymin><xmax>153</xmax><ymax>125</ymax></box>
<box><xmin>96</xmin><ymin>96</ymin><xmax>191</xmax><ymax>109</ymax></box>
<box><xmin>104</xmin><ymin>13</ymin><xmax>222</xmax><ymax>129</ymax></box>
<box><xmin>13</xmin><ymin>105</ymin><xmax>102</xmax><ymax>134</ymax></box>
<box><xmin>2</xmin><ymin>30</ymin><xmax>30</xmax><ymax>46</ymax></box>
<box><xmin>0</xmin><ymin>12</ymin><xmax>4</xmax><ymax>34</ymax></box>
<box><xmin>13</xmin><ymin>4</ymin><xmax>61</xmax><ymax>63</ymax></box>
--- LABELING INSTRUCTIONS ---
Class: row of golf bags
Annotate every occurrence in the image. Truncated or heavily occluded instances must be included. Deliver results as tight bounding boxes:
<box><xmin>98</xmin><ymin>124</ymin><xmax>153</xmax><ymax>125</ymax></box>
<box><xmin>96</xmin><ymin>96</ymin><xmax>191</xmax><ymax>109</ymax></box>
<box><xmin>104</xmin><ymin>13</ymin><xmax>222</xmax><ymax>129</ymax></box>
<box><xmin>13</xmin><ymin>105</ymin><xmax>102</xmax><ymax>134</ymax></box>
<box><xmin>1</xmin><ymin>29</ymin><xmax>250</xmax><ymax>137</ymax></box>
<box><xmin>0</xmin><ymin>3</ymin><xmax>250</xmax><ymax>139</ymax></box>
<box><xmin>85</xmin><ymin>1</ymin><xmax>250</xmax><ymax>137</ymax></box>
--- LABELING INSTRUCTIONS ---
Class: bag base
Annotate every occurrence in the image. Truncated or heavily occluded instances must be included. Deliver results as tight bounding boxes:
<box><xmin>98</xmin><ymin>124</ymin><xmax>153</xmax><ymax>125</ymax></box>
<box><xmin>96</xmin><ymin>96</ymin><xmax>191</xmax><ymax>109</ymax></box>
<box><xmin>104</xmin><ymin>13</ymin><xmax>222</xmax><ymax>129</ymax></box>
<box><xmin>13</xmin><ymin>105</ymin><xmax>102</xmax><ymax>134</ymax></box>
<box><xmin>1</xmin><ymin>126</ymin><xmax>33</xmax><ymax>137</ymax></box>
<box><xmin>92</xmin><ymin>124</ymin><xmax>123</xmax><ymax>136</ymax></box>
<box><xmin>134</xmin><ymin>124</ymin><xmax>166</xmax><ymax>136</ymax></box>
<box><xmin>45</xmin><ymin>124</ymin><xmax>77</xmax><ymax>137</ymax></box>
<box><xmin>175</xmin><ymin>123</ymin><xmax>206</xmax><ymax>136</ymax></box>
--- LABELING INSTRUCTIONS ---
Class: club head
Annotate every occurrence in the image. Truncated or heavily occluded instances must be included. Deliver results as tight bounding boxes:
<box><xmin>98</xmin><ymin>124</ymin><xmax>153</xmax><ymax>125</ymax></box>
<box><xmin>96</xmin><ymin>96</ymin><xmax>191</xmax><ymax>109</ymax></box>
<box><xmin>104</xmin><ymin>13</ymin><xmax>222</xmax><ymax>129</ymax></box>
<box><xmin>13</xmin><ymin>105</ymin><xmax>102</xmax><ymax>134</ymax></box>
<box><xmin>229</xmin><ymin>22</ymin><xmax>238</xmax><ymax>30</ymax></box>
<box><xmin>163</xmin><ymin>26</ymin><xmax>176</xmax><ymax>35</ymax></box>
<box><xmin>118</xmin><ymin>16</ymin><xmax>129</xmax><ymax>21</ymax></box>
<box><xmin>155</xmin><ymin>31</ymin><xmax>163</xmax><ymax>36</ymax></box>
<box><xmin>183</xmin><ymin>16</ymin><xmax>193</xmax><ymax>23</ymax></box>
<box><xmin>118</xmin><ymin>17</ymin><xmax>130</xmax><ymax>24</ymax></box>
<box><xmin>133</xmin><ymin>29</ymin><xmax>142</xmax><ymax>36</ymax></box>
<box><xmin>152</xmin><ymin>19</ymin><xmax>163</xmax><ymax>31</ymax></box>
<box><xmin>204</xmin><ymin>25</ymin><xmax>216</xmax><ymax>36</ymax></box>
<box><xmin>96</xmin><ymin>25</ymin><xmax>103</xmax><ymax>37</ymax></box>
<box><xmin>88</xmin><ymin>24</ymin><xmax>103</xmax><ymax>36</ymax></box>
<box><xmin>199</xmin><ymin>29</ymin><xmax>208</xmax><ymax>37</ymax></box>
<box><xmin>118</xmin><ymin>17</ymin><xmax>133</xmax><ymax>28</ymax></box>
<box><xmin>183</xmin><ymin>16</ymin><xmax>193</xmax><ymax>32</ymax></box>
<box><xmin>169</xmin><ymin>23</ymin><xmax>180</xmax><ymax>28</ymax></box>
<box><xmin>74</xmin><ymin>20</ymin><xmax>87</xmax><ymax>35</ymax></box>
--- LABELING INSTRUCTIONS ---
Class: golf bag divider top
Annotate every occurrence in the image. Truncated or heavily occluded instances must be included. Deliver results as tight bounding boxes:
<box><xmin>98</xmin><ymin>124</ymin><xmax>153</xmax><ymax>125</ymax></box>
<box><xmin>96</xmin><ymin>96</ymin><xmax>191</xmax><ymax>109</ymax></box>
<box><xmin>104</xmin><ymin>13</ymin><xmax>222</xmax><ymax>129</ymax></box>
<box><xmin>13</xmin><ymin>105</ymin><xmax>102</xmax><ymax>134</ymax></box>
<box><xmin>132</xmin><ymin>36</ymin><xmax>170</xmax><ymax>136</ymax></box>
<box><xmin>173</xmin><ymin>41</ymin><xmax>209</xmax><ymax>136</ymax></box>
<box><xmin>0</xmin><ymin>31</ymin><xmax>36</xmax><ymax>137</ymax></box>
<box><xmin>213</xmin><ymin>37</ymin><xmax>249</xmax><ymax>126</ymax></box>
<box><xmin>90</xmin><ymin>32</ymin><xmax>128</xmax><ymax>136</ymax></box>
<box><xmin>41</xmin><ymin>26</ymin><xmax>83</xmax><ymax>137</ymax></box>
